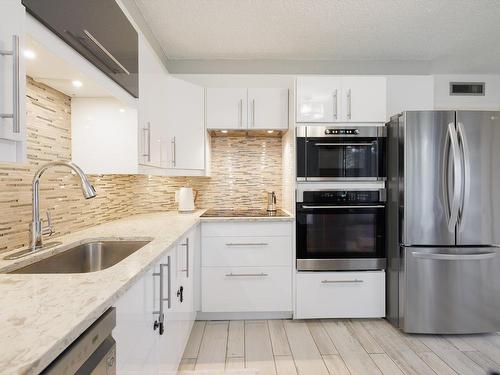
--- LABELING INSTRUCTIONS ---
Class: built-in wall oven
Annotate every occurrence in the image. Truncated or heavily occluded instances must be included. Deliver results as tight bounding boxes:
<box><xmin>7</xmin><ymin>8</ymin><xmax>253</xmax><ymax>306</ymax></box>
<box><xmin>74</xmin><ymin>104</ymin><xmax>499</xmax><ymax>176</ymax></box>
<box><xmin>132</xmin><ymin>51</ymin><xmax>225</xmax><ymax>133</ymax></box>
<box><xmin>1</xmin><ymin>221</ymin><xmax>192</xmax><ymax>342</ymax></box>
<box><xmin>296</xmin><ymin>188</ymin><xmax>386</xmax><ymax>271</ymax></box>
<box><xmin>296</xmin><ymin>126</ymin><xmax>386</xmax><ymax>181</ymax></box>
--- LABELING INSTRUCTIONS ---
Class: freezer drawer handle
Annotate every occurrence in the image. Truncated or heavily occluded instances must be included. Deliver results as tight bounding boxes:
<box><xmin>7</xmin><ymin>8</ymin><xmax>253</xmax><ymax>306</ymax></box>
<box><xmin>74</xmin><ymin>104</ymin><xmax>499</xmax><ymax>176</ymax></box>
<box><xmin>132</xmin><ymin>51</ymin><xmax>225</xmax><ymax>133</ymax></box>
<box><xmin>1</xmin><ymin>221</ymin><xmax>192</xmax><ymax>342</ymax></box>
<box><xmin>411</xmin><ymin>252</ymin><xmax>496</xmax><ymax>261</ymax></box>
<box><xmin>225</xmin><ymin>242</ymin><xmax>269</xmax><ymax>246</ymax></box>
<box><xmin>321</xmin><ymin>279</ymin><xmax>364</xmax><ymax>284</ymax></box>
<box><xmin>301</xmin><ymin>205</ymin><xmax>385</xmax><ymax>209</ymax></box>
<box><xmin>313</xmin><ymin>142</ymin><xmax>374</xmax><ymax>146</ymax></box>
<box><xmin>225</xmin><ymin>272</ymin><xmax>269</xmax><ymax>277</ymax></box>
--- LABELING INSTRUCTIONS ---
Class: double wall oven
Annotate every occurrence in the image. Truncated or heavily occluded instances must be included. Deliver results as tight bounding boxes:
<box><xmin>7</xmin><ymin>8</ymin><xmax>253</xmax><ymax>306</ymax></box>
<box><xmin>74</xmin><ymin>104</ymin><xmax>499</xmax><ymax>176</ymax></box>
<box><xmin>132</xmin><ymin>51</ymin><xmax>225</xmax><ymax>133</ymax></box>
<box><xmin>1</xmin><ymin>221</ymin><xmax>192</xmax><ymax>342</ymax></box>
<box><xmin>296</xmin><ymin>126</ymin><xmax>386</xmax><ymax>181</ymax></box>
<box><xmin>296</xmin><ymin>125</ymin><xmax>387</xmax><ymax>272</ymax></box>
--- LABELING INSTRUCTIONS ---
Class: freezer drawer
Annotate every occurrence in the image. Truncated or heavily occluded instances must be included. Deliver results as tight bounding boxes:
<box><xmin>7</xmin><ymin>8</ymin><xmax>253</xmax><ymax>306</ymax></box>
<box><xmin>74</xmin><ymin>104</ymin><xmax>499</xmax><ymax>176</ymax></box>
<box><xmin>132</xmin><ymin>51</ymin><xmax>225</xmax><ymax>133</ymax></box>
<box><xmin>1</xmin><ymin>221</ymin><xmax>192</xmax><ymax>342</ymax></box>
<box><xmin>403</xmin><ymin>246</ymin><xmax>500</xmax><ymax>334</ymax></box>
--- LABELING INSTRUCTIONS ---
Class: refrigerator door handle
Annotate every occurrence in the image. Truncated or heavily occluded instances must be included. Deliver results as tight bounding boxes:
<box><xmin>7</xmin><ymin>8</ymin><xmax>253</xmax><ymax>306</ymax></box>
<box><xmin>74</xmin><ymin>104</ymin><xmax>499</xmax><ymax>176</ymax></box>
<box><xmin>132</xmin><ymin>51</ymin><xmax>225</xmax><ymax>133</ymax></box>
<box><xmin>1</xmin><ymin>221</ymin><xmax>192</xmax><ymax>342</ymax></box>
<box><xmin>446</xmin><ymin>122</ymin><xmax>462</xmax><ymax>232</ymax></box>
<box><xmin>456</xmin><ymin>122</ymin><xmax>470</xmax><ymax>229</ymax></box>
<box><xmin>411</xmin><ymin>251</ymin><xmax>496</xmax><ymax>261</ymax></box>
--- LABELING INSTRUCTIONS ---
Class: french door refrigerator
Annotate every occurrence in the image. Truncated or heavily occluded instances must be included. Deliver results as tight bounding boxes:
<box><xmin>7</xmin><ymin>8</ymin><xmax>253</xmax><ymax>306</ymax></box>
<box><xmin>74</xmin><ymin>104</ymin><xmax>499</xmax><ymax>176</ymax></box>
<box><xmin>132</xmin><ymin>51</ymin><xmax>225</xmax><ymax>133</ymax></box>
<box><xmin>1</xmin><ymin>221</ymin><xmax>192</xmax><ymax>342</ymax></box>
<box><xmin>386</xmin><ymin>110</ymin><xmax>500</xmax><ymax>334</ymax></box>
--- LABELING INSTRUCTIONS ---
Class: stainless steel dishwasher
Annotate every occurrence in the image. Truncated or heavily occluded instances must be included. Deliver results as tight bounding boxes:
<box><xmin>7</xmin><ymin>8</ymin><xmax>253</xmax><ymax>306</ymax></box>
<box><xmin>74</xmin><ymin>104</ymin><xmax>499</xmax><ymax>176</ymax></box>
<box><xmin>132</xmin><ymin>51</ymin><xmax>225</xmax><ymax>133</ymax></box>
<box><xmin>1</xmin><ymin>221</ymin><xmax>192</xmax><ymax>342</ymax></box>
<box><xmin>42</xmin><ymin>308</ymin><xmax>116</xmax><ymax>375</ymax></box>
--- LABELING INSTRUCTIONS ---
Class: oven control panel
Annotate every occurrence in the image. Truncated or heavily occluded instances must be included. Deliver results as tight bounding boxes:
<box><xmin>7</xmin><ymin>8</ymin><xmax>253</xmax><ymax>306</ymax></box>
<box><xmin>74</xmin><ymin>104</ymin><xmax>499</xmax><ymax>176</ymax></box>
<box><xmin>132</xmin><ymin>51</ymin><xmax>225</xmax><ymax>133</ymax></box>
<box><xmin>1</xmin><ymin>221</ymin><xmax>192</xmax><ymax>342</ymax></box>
<box><xmin>302</xmin><ymin>190</ymin><xmax>383</xmax><ymax>204</ymax></box>
<box><xmin>325</xmin><ymin>128</ymin><xmax>359</xmax><ymax>135</ymax></box>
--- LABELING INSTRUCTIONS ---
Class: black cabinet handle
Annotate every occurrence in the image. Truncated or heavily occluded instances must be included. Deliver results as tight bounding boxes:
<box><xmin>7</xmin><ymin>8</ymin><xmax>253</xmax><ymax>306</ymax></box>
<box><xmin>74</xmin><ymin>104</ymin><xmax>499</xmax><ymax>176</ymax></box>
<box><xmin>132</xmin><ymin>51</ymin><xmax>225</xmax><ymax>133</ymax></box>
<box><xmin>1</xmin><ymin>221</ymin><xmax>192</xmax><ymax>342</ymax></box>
<box><xmin>177</xmin><ymin>286</ymin><xmax>184</xmax><ymax>303</ymax></box>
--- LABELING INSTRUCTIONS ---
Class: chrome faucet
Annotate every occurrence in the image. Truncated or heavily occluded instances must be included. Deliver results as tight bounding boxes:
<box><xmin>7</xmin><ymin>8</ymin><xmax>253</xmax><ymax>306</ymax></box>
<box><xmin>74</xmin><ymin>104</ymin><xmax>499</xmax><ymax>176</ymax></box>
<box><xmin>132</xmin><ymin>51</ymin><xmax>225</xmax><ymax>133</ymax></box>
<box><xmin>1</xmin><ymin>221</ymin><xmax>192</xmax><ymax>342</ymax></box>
<box><xmin>30</xmin><ymin>161</ymin><xmax>96</xmax><ymax>251</ymax></box>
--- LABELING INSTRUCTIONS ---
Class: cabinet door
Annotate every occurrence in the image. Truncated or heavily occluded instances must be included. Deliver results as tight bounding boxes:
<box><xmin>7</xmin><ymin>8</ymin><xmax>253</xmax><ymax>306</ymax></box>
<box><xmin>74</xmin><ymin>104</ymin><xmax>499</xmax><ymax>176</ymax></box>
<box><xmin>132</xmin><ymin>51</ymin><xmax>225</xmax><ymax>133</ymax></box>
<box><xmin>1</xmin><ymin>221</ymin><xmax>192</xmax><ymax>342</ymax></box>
<box><xmin>206</xmin><ymin>88</ymin><xmax>247</xmax><ymax>129</ymax></box>
<box><xmin>138</xmin><ymin>37</ymin><xmax>167</xmax><ymax>168</ymax></box>
<box><xmin>0</xmin><ymin>0</ymin><xmax>26</xmax><ymax>163</ymax></box>
<box><xmin>341</xmin><ymin>77</ymin><xmax>387</xmax><ymax>122</ymax></box>
<box><xmin>296</xmin><ymin>77</ymin><xmax>342</xmax><ymax>123</ymax></box>
<box><xmin>248</xmin><ymin>88</ymin><xmax>289</xmax><ymax>130</ymax></box>
<box><xmin>165</xmin><ymin>76</ymin><xmax>205</xmax><ymax>170</ymax></box>
<box><xmin>114</xmin><ymin>264</ymin><xmax>158</xmax><ymax>374</ymax></box>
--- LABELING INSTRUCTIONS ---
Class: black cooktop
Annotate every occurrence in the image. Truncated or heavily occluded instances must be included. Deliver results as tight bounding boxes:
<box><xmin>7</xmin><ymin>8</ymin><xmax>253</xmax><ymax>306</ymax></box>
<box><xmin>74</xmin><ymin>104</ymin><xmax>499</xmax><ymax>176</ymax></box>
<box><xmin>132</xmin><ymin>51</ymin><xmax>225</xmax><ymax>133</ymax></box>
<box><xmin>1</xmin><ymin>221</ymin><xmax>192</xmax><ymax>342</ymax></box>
<box><xmin>201</xmin><ymin>209</ymin><xmax>289</xmax><ymax>218</ymax></box>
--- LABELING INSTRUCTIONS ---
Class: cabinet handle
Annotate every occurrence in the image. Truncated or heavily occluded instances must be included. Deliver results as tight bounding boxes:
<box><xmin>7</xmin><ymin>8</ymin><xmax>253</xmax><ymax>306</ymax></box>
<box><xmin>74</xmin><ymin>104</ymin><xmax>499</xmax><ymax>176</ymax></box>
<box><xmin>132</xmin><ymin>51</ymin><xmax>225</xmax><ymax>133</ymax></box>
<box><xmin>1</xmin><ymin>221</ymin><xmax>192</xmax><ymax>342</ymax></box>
<box><xmin>142</xmin><ymin>122</ymin><xmax>151</xmax><ymax>162</ymax></box>
<box><xmin>0</xmin><ymin>35</ymin><xmax>20</xmax><ymax>133</ymax></box>
<box><xmin>225</xmin><ymin>272</ymin><xmax>269</xmax><ymax>277</ymax></box>
<box><xmin>171</xmin><ymin>137</ymin><xmax>176</xmax><ymax>167</ymax></box>
<box><xmin>83</xmin><ymin>30</ymin><xmax>130</xmax><ymax>75</ymax></box>
<box><xmin>225</xmin><ymin>242</ymin><xmax>269</xmax><ymax>246</ymax></box>
<box><xmin>180</xmin><ymin>238</ymin><xmax>189</xmax><ymax>278</ymax></box>
<box><xmin>239</xmin><ymin>99</ymin><xmax>243</xmax><ymax>128</ymax></box>
<box><xmin>252</xmin><ymin>99</ymin><xmax>256</xmax><ymax>128</ymax></box>
<box><xmin>321</xmin><ymin>279</ymin><xmax>363</xmax><ymax>284</ymax></box>
<box><xmin>152</xmin><ymin>257</ymin><xmax>170</xmax><ymax>335</ymax></box>
<box><xmin>346</xmin><ymin>89</ymin><xmax>352</xmax><ymax>120</ymax></box>
<box><xmin>332</xmin><ymin>89</ymin><xmax>338</xmax><ymax>120</ymax></box>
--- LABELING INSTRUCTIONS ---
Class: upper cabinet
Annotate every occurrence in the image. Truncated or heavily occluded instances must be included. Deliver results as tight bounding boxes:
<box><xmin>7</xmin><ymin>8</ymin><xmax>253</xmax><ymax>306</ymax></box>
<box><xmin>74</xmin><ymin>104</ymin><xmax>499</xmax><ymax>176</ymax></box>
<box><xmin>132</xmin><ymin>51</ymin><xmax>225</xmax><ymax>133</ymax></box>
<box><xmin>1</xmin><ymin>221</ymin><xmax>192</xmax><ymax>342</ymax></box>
<box><xmin>206</xmin><ymin>88</ymin><xmax>289</xmax><ymax>130</ymax></box>
<box><xmin>0</xmin><ymin>0</ymin><xmax>26</xmax><ymax>163</ymax></box>
<box><xmin>296</xmin><ymin>76</ymin><xmax>386</xmax><ymax>123</ymax></box>
<box><xmin>22</xmin><ymin>0</ymin><xmax>139</xmax><ymax>98</ymax></box>
<box><xmin>206</xmin><ymin>88</ymin><xmax>247</xmax><ymax>130</ymax></box>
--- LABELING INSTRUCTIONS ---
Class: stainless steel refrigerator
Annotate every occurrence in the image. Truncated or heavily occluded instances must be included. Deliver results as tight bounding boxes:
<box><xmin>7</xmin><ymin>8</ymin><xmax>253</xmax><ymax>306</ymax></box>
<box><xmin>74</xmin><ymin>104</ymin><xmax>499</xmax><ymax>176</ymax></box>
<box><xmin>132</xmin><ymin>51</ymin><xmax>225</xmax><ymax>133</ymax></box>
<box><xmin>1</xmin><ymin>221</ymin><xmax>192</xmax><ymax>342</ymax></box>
<box><xmin>386</xmin><ymin>110</ymin><xmax>500</xmax><ymax>334</ymax></box>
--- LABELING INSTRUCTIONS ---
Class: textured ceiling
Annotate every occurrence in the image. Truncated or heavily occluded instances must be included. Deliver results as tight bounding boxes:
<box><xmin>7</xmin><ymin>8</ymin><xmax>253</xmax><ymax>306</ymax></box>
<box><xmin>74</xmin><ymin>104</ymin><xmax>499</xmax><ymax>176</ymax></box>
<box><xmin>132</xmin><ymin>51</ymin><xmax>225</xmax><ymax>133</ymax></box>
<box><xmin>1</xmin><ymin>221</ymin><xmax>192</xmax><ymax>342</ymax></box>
<box><xmin>134</xmin><ymin>0</ymin><xmax>500</xmax><ymax>73</ymax></box>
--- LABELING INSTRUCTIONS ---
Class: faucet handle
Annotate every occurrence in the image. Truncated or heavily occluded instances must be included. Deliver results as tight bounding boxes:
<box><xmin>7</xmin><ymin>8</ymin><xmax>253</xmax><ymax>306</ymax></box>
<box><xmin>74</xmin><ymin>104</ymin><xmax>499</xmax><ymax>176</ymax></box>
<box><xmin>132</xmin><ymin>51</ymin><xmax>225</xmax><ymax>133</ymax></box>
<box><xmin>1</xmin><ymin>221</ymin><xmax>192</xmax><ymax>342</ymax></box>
<box><xmin>42</xmin><ymin>209</ymin><xmax>54</xmax><ymax>236</ymax></box>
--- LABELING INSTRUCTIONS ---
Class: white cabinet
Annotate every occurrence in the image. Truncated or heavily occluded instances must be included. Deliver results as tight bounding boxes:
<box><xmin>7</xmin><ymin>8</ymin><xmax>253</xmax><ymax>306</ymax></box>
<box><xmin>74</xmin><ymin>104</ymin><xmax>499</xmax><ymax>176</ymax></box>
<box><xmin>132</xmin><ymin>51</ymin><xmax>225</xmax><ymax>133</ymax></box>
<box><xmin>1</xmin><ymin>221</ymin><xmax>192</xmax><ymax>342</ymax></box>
<box><xmin>206</xmin><ymin>88</ymin><xmax>247</xmax><ymax>130</ymax></box>
<box><xmin>0</xmin><ymin>0</ymin><xmax>26</xmax><ymax>163</ymax></box>
<box><xmin>138</xmin><ymin>36</ymin><xmax>168</xmax><ymax>169</ymax></box>
<box><xmin>296</xmin><ymin>76</ymin><xmax>342</xmax><ymax>123</ymax></box>
<box><xmin>341</xmin><ymin>77</ymin><xmax>387</xmax><ymax>122</ymax></box>
<box><xmin>164</xmin><ymin>76</ymin><xmax>206</xmax><ymax>171</ymax></box>
<box><xmin>248</xmin><ymin>88</ymin><xmax>289</xmax><ymax>130</ymax></box>
<box><xmin>206</xmin><ymin>88</ymin><xmax>289</xmax><ymax>130</ymax></box>
<box><xmin>114</xmin><ymin>225</ymin><xmax>199</xmax><ymax>374</ymax></box>
<box><xmin>295</xmin><ymin>271</ymin><xmax>386</xmax><ymax>319</ymax></box>
<box><xmin>296</xmin><ymin>76</ymin><xmax>386</xmax><ymax>123</ymax></box>
<box><xmin>201</xmin><ymin>221</ymin><xmax>293</xmax><ymax>314</ymax></box>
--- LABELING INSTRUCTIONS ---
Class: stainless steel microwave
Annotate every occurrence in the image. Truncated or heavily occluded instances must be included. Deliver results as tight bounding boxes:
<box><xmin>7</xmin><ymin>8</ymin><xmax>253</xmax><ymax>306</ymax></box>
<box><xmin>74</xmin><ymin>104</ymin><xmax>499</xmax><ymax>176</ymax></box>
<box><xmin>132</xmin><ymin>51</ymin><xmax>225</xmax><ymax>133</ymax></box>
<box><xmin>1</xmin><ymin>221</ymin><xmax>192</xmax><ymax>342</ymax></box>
<box><xmin>296</xmin><ymin>126</ymin><xmax>386</xmax><ymax>181</ymax></box>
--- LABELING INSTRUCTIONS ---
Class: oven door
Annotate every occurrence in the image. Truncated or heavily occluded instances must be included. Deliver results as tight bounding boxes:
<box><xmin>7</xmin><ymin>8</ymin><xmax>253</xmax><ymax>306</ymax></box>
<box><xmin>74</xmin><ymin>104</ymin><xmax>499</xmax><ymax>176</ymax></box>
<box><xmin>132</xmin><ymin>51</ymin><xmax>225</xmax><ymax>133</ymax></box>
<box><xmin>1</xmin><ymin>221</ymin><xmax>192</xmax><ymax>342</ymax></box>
<box><xmin>296</xmin><ymin>204</ymin><xmax>386</xmax><ymax>271</ymax></box>
<box><xmin>305</xmin><ymin>138</ymin><xmax>383</xmax><ymax>180</ymax></box>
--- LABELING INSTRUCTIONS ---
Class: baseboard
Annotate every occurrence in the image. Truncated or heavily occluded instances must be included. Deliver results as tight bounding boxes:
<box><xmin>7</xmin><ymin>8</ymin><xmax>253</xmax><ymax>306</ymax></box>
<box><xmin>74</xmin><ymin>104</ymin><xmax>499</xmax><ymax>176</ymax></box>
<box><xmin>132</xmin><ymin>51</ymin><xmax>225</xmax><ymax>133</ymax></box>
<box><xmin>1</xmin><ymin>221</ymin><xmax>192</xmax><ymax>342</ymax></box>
<box><xmin>196</xmin><ymin>311</ymin><xmax>293</xmax><ymax>320</ymax></box>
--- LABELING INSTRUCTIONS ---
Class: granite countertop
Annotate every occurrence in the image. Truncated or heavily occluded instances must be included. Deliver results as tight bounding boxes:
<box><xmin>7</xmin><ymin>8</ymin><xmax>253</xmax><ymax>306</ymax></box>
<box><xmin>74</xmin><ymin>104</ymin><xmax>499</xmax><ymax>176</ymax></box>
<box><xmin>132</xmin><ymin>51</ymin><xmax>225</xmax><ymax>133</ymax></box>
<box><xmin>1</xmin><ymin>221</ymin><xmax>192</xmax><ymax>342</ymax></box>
<box><xmin>0</xmin><ymin>209</ymin><xmax>295</xmax><ymax>375</ymax></box>
<box><xmin>200</xmin><ymin>208</ymin><xmax>294</xmax><ymax>221</ymax></box>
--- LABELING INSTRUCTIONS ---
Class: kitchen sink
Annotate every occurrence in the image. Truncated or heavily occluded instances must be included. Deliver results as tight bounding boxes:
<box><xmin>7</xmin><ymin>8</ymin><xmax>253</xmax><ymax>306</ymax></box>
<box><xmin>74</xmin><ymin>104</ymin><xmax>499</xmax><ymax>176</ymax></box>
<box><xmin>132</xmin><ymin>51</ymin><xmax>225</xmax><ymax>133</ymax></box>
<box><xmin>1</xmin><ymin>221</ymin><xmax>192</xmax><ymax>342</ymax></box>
<box><xmin>10</xmin><ymin>240</ymin><xmax>151</xmax><ymax>274</ymax></box>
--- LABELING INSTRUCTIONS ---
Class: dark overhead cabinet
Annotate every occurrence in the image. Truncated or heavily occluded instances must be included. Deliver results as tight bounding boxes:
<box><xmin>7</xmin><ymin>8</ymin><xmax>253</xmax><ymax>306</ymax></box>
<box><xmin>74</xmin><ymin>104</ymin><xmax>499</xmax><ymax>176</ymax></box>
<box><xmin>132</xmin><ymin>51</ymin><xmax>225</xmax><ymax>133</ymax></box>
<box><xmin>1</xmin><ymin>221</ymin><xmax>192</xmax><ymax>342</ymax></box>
<box><xmin>23</xmin><ymin>0</ymin><xmax>139</xmax><ymax>98</ymax></box>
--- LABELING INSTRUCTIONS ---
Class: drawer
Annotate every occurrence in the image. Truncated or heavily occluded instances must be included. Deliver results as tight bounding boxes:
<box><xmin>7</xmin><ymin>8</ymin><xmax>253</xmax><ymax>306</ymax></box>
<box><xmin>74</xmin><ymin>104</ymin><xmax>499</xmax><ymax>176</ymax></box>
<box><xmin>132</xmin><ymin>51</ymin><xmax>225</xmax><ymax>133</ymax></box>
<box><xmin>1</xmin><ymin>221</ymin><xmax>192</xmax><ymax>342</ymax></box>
<box><xmin>296</xmin><ymin>271</ymin><xmax>385</xmax><ymax>319</ymax></box>
<box><xmin>202</xmin><ymin>236</ymin><xmax>292</xmax><ymax>267</ymax></box>
<box><xmin>202</xmin><ymin>266</ymin><xmax>292</xmax><ymax>312</ymax></box>
<box><xmin>202</xmin><ymin>221</ymin><xmax>292</xmax><ymax>237</ymax></box>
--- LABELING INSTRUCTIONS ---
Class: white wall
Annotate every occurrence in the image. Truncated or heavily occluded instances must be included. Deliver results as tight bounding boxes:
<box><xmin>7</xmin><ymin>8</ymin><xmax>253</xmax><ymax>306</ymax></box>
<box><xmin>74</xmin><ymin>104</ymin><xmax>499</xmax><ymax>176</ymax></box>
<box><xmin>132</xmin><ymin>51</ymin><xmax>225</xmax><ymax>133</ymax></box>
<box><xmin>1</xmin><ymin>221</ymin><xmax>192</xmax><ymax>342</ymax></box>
<box><xmin>434</xmin><ymin>75</ymin><xmax>500</xmax><ymax>110</ymax></box>
<box><xmin>386</xmin><ymin>76</ymin><xmax>434</xmax><ymax>119</ymax></box>
<box><xmin>71</xmin><ymin>98</ymin><xmax>138</xmax><ymax>174</ymax></box>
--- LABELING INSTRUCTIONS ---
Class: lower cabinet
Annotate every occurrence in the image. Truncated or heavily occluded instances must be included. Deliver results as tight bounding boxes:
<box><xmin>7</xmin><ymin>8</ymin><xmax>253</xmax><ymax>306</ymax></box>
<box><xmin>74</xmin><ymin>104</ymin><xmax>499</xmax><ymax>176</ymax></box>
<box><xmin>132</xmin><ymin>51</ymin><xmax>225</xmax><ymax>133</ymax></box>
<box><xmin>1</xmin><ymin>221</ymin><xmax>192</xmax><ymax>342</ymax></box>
<box><xmin>201</xmin><ymin>221</ymin><xmax>293</xmax><ymax>314</ymax></box>
<box><xmin>113</xmin><ymin>225</ymin><xmax>199</xmax><ymax>374</ymax></box>
<box><xmin>295</xmin><ymin>271</ymin><xmax>386</xmax><ymax>319</ymax></box>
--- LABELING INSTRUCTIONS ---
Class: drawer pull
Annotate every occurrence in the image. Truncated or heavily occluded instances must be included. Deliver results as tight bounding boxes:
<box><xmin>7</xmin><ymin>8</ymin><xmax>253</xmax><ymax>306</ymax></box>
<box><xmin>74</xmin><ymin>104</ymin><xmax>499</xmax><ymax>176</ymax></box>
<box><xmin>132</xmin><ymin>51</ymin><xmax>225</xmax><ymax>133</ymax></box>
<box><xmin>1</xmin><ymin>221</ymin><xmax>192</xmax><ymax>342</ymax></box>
<box><xmin>225</xmin><ymin>242</ymin><xmax>269</xmax><ymax>247</ymax></box>
<box><xmin>225</xmin><ymin>272</ymin><xmax>269</xmax><ymax>277</ymax></box>
<box><xmin>321</xmin><ymin>279</ymin><xmax>364</xmax><ymax>284</ymax></box>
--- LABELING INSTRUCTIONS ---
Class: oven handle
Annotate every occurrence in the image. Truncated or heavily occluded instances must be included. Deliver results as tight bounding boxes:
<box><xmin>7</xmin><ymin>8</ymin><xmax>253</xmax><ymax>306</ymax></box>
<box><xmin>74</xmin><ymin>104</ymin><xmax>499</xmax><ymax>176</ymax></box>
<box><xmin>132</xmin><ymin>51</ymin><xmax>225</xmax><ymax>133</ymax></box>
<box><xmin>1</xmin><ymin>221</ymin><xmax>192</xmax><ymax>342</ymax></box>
<box><xmin>313</xmin><ymin>142</ymin><xmax>375</xmax><ymax>146</ymax></box>
<box><xmin>300</xmin><ymin>205</ymin><xmax>385</xmax><ymax>209</ymax></box>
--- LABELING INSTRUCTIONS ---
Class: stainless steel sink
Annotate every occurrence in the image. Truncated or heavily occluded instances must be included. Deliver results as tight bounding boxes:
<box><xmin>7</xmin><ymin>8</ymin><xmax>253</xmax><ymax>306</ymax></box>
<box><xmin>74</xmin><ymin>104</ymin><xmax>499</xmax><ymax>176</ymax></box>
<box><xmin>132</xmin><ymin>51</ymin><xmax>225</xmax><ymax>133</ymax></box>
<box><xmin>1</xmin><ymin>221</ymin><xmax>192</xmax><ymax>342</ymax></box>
<box><xmin>10</xmin><ymin>240</ymin><xmax>151</xmax><ymax>274</ymax></box>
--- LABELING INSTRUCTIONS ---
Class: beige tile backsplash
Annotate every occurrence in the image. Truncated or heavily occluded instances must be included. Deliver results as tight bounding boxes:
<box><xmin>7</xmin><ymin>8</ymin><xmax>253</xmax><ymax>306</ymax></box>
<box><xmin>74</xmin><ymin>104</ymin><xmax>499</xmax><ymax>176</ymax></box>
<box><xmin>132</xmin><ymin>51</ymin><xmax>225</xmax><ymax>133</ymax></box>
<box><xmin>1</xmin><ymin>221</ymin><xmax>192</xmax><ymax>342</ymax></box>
<box><xmin>0</xmin><ymin>78</ymin><xmax>284</xmax><ymax>254</ymax></box>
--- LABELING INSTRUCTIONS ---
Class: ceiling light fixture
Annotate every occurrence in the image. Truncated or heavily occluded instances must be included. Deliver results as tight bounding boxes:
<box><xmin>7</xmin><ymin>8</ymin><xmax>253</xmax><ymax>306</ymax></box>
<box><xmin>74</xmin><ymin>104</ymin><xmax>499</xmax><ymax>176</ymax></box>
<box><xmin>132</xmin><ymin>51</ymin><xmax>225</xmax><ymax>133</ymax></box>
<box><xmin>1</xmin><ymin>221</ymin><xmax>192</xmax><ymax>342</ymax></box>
<box><xmin>23</xmin><ymin>49</ymin><xmax>36</xmax><ymax>59</ymax></box>
<box><xmin>72</xmin><ymin>80</ymin><xmax>83</xmax><ymax>88</ymax></box>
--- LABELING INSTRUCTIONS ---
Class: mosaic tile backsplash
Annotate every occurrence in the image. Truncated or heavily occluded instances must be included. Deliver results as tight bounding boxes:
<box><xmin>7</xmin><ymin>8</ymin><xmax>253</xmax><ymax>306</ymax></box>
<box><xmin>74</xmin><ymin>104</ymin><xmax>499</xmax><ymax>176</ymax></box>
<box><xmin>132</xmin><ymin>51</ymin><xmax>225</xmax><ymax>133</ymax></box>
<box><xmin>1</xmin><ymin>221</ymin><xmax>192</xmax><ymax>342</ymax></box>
<box><xmin>0</xmin><ymin>78</ymin><xmax>284</xmax><ymax>254</ymax></box>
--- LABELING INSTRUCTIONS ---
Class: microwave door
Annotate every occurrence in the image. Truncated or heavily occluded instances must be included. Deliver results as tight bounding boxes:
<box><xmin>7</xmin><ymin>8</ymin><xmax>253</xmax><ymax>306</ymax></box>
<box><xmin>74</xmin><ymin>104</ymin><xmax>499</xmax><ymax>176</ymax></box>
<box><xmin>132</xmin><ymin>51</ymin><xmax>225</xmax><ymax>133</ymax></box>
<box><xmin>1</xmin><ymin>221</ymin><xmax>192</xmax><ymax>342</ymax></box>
<box><xmin>306</xmin><ymin>140</ymin><xmax>344</xmax><ymax>178</ymax></box>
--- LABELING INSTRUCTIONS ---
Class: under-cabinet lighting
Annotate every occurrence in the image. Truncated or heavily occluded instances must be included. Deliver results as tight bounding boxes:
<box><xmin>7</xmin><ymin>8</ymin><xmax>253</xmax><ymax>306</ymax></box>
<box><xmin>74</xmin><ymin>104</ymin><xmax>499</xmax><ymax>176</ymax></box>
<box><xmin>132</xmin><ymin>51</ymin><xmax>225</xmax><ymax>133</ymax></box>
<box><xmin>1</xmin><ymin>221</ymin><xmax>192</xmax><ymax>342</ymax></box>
<box><xmin>221</xmin><ymin>130</ymin><xmax>228</xmax><ymax>133</ymax></box>
<box><xmin>267</xmin><ymin>130</ymin><xmax>274</xmax><ymax>134</ymax></box>
<box><xmin>119</xmin><ymin>108</ymin><xmax>125</xmax><ymax>113</ymax></box>
<box><xmin>72</xmin><ymin>80</ymin><xmax>83</xmax><ymax>88</ymax></box>
<box><xmin>23</xmin><ymin>49</ymin><xmax>36</xmax><ymax>59</ymax></box>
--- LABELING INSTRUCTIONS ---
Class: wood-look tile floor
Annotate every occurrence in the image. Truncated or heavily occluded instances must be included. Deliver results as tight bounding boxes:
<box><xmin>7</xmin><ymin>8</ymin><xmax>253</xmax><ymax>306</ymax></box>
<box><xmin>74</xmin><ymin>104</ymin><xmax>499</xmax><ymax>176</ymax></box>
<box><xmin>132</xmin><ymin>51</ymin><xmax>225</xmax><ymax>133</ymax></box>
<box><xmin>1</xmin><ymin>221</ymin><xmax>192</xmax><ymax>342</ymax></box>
<box><xmin>178</xmin><ymin>319</ymin><xmax>500</xmax><ymax>375</ymax></box>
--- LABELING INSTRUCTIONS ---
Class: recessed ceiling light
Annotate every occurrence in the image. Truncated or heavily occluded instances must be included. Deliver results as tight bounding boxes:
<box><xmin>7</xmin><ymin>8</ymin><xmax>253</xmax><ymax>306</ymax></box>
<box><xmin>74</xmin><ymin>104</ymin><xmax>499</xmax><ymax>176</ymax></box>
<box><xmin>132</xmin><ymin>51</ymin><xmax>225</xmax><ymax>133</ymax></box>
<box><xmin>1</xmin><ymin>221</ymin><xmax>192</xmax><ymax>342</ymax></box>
<box><xmin>267</xmin><ymin>130</ymin><xmax>274</xmax><ymax>134</ymax></box>
<box><xmin>221</xmin><ymin>130</ymin><xmax>228</xmax><ymax>134</ymax></box>
<box><xmin>23</xmin><ymin>49</ymin><xmax>36</xmax><ymax>59</ymax></box>
<box><xmin>72</xmin><ymin>80</ymin><xmax>83</xmax><ymax>88</ymax></box>
<box><xmin>119</xmin><ymin>108</ymin><xmax>125</xmax><ymax>113</ymax></box>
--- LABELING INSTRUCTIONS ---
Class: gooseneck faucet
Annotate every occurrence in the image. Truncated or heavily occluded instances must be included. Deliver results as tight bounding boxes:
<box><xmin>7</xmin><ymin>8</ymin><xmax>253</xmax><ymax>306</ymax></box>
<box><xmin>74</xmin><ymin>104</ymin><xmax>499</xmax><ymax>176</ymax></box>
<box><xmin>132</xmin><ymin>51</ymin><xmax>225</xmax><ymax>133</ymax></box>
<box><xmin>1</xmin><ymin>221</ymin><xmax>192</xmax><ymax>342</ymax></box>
<box><xmin>30</xmin><ymin>161</ymin><xmax>96</xmax><ymax>251</ymax></box>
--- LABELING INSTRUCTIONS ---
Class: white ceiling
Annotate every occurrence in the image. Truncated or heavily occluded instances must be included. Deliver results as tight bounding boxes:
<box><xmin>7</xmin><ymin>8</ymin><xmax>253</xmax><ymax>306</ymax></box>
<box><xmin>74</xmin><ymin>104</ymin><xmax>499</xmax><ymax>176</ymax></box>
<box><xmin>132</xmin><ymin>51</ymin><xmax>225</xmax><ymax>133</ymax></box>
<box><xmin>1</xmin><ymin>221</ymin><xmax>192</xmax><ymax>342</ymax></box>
<box><xmin>25</xmin><ymin>37</ymin><xmax>112</xmax><ymax>97</ymax></box>
<box><xmin>134</xmin><ymin>0</ymin><xmax>500</xmax><ymax>74</ymax></box>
